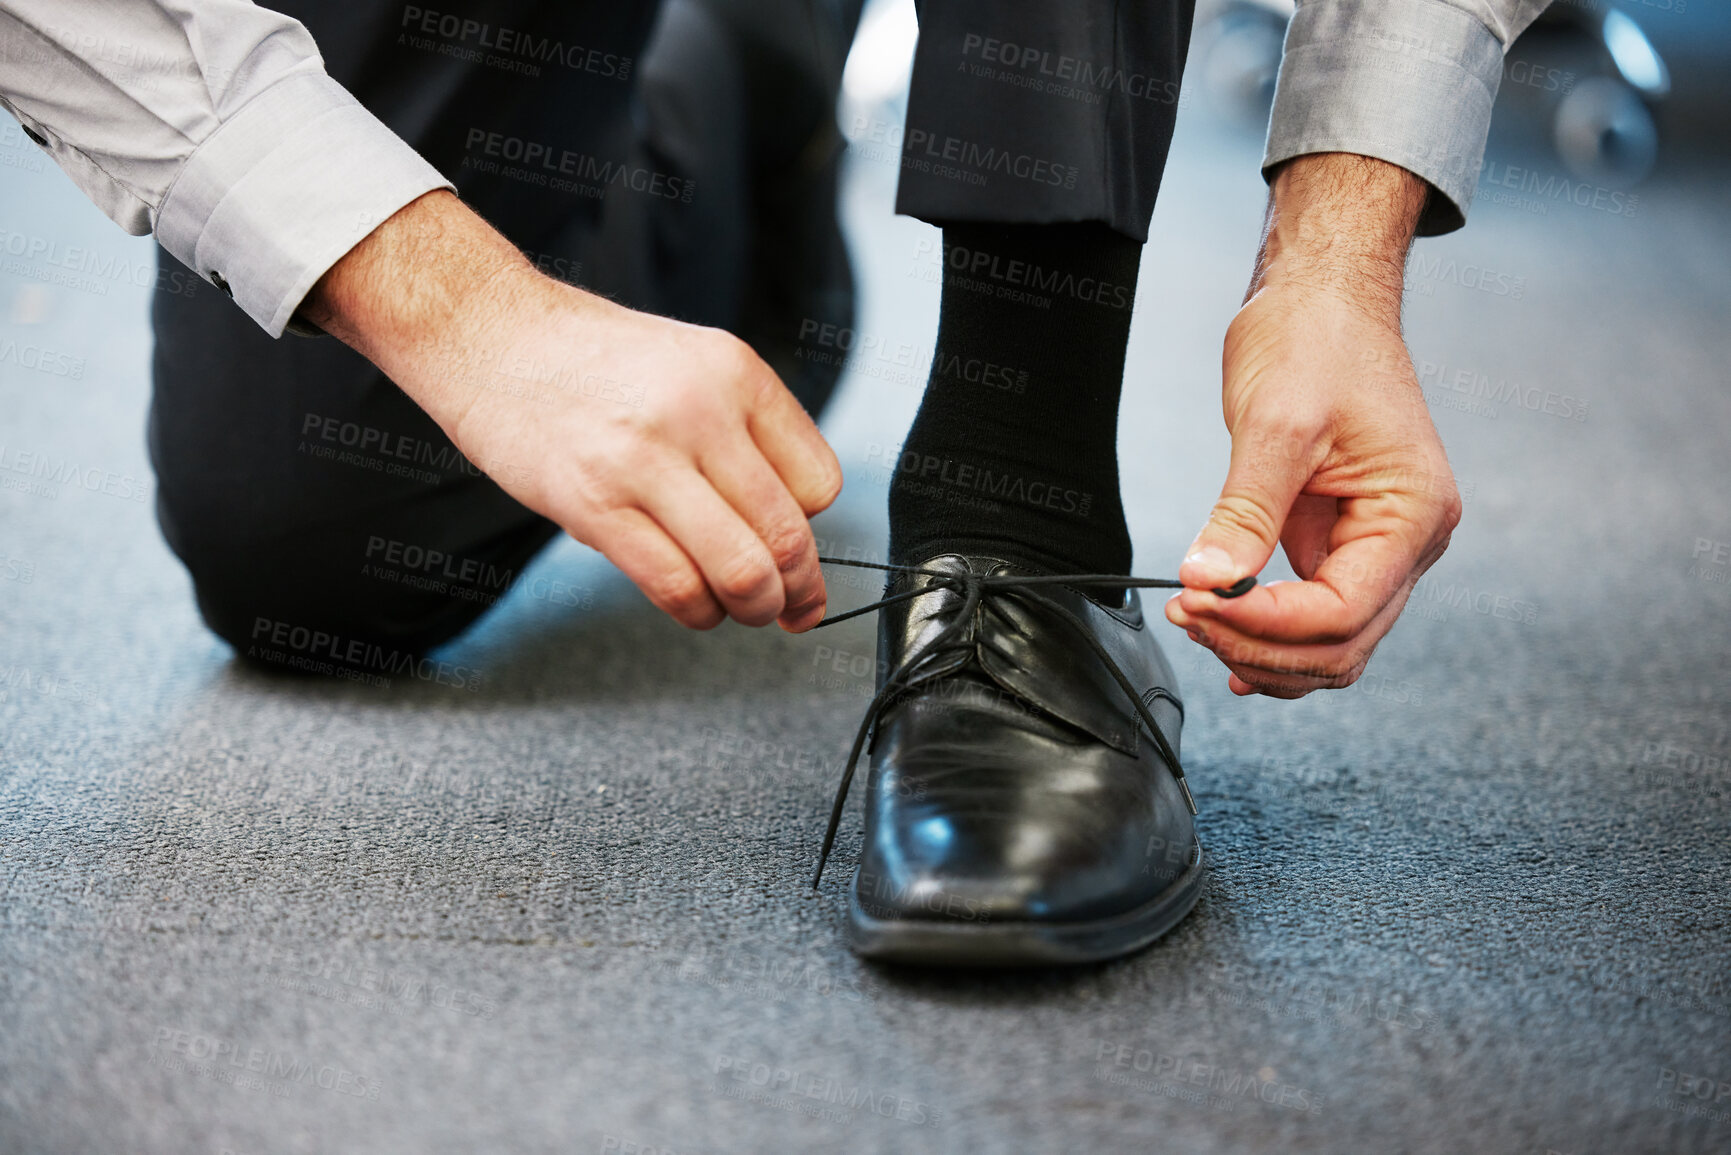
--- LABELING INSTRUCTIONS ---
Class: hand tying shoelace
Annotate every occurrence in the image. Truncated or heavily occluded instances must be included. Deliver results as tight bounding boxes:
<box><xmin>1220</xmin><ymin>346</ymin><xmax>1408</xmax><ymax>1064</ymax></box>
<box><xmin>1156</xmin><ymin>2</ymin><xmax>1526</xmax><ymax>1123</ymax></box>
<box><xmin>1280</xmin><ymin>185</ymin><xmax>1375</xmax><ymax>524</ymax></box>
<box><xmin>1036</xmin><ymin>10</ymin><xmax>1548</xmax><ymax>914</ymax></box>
<box><xmin>805</xmin><ymin>556</ymin><xmax>1257</xmax><ymax>888</ymax></box>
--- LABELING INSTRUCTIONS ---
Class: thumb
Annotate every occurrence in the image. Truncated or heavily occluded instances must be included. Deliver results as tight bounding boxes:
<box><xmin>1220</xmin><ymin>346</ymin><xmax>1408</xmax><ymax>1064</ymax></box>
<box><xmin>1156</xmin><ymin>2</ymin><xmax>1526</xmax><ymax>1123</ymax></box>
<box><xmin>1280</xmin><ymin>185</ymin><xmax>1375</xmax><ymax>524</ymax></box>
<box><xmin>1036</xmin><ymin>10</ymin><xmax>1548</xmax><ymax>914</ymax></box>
<box><xmin>1181</xmin><ymin>433</ymin><xmax>1312</xmax><ymax>590</ymax></box>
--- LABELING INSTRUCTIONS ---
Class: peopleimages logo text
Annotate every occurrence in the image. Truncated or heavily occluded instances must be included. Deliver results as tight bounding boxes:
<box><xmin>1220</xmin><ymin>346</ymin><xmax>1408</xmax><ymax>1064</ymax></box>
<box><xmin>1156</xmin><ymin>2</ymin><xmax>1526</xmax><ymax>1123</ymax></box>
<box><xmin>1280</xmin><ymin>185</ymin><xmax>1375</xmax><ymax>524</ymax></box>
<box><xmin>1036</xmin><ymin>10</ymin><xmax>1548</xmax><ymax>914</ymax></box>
<box><xmin>1480</xmin><ymin>160</ymin><xmax>1639</xmax><ymax>217</ymax></box>
<box><xmin>0</xmin><ymin>443</ymin><xmax>146</xmax><ymax>499</ymax></box>
<box><xmin>711</xmin><ymin>1056</ymin><xmax>941</xmax><ymax>1126</ymax></box>
<box><xmin>960</xmin><ymin>33</ymin><xmax>1181</xmax><ymax>104</ymax></box>
<box><xmin>400</xmin><ymin>6</ymin><xmax>631</xmax><ymax>78</ymax></box>
<box><xmin>152</xmin><ymin>1027</ymin><xmax>382</xmax><ymax>1100</ymax></box>
<box><xmin>248</xmin><ymin>617</ymin><xmax>484</xmax><ymax>692</ymax></box>
<box><xmin>0</xmin><ymin>225</ymin><xmax>201</xmax><ymax>299</ymax></box>
<box><xmin>464</xmin><ymin>129</ymin><xmax>693</xmax><ymax>202</ymax></box>
<box><xmin>866</xmin><ymin>443</ymin><xmax>1093</xmax><ymax>515</ymax></box>
<box><xmin>942</xmin><ymin>243</ymin><xmax>1131</xmax><ymax>309</ymax></box>
<box><xmin>903</xmin><ymin>129</ymin><xmax>1079</xmax><ymax>190</ymax></box>
<box><xmin>1093</xmin><ymin>1042</ymin><xmax>1325</xmax><ymax>1114</ymax></box>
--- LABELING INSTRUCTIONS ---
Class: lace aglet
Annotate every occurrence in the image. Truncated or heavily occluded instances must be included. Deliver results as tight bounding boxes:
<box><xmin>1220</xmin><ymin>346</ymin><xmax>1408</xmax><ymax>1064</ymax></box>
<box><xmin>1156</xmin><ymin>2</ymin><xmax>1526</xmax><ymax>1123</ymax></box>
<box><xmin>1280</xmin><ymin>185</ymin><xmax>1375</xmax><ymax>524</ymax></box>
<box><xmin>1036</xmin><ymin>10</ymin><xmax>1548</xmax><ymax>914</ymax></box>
<box><xmin>1177</xmin><ymin>776</ymin><xmax>1198</xmax><ymax>816</ymax></box>
<box><xmin>810</xmin><ymin>825</ymin><xmax>839</xmax><ymax>890</ymax></box>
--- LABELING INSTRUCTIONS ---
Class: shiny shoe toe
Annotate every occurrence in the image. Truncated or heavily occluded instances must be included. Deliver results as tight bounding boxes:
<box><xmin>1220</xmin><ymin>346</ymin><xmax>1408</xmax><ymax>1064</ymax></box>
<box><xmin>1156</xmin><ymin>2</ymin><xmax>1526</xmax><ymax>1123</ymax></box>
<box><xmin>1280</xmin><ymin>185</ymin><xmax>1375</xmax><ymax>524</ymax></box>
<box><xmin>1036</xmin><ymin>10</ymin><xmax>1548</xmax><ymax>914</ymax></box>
<box><xmin>824</xmin><ymin>553</ymin><xmax>1206</xmax><ymax>967</ymax></box>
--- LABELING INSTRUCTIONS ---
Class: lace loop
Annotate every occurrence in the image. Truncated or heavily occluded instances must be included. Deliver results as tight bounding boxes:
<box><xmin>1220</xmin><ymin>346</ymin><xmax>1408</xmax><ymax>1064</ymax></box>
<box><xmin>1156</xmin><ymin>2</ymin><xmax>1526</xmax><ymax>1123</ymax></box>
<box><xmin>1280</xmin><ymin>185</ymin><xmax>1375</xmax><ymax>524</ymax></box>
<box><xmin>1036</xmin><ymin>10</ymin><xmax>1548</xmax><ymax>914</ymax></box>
<box><xmin>805</xmin><ymin>556</ymin><xmax>1256</xmax><ymax>888</ymax></box>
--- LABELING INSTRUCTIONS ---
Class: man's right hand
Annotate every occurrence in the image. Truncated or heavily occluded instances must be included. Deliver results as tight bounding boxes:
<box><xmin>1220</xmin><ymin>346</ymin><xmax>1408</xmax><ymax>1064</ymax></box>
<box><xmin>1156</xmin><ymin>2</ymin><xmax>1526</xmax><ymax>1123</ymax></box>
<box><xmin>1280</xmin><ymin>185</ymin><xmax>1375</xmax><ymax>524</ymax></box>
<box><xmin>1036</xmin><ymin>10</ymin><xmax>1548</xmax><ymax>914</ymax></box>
<box><xmin>302</xmin><ymin>190</ymin><xmax>842</xmax><ymax>632</ymax></box>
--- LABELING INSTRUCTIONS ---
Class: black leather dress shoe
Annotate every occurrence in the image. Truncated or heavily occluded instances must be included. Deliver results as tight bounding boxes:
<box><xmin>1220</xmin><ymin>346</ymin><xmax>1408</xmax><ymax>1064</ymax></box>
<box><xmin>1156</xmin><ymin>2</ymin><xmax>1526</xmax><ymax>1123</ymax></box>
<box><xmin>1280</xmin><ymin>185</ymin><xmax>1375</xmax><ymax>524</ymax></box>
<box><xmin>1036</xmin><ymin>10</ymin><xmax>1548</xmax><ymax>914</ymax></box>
<box><xmin>813</xmin><ymin>553</ymin><xmax>1208</xmax><ymax>967</ymax></box>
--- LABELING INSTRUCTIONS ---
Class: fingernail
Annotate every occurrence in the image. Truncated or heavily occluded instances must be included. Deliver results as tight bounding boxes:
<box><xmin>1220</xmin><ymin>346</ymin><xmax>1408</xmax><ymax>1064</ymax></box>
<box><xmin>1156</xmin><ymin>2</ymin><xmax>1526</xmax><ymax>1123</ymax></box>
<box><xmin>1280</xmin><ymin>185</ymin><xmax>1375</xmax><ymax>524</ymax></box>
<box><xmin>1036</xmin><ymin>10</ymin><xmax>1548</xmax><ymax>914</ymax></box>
<box><xmin>1183</xmin><ymin>545</ymin><xmax>1236</xmax><ymax>584</ymax></box>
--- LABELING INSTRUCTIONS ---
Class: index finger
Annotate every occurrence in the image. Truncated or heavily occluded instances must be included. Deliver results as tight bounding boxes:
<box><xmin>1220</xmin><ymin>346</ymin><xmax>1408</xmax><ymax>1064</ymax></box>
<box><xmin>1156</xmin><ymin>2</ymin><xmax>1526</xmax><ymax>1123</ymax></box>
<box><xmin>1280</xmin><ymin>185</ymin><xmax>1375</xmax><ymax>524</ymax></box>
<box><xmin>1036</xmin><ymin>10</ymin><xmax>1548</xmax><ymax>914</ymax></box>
<box><xmin>742</xmin><ymin>361</ymin><xmax>844</xmax><ymax>517</ymax></box>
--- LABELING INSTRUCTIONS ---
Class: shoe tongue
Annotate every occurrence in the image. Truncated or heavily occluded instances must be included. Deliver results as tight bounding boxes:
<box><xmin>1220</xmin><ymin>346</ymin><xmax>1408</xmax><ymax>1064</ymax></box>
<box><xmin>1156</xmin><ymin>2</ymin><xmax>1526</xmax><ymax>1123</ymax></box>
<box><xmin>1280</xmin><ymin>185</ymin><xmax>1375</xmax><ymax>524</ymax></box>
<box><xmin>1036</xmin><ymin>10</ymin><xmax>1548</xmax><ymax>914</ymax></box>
<box><xmin>897</xmin><ymin>555</ymin><xmax>1141</xmax><ymax>755</ymax></box>
<box><xmin>972</xmin><ymin>570</ymin><xmax>1141</xmax><ymax>756</ymax></box>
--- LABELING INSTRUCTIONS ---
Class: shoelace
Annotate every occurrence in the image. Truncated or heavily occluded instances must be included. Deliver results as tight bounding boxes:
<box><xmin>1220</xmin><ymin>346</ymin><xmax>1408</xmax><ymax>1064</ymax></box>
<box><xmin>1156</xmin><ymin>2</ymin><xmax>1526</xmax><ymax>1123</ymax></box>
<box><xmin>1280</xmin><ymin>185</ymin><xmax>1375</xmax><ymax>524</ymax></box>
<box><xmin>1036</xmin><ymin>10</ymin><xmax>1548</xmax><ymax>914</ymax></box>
<box><xmin>805</xmin><ymin>556</ymin><xmax>1257</xmax><ymax>888</ymax></box>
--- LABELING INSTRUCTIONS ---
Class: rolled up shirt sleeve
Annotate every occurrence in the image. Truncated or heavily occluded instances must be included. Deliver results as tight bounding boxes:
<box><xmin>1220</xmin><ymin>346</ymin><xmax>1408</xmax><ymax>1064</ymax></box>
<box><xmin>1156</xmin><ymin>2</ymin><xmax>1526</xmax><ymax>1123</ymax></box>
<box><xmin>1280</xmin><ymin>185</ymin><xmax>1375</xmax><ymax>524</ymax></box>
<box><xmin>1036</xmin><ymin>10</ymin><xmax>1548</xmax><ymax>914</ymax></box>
<box><xmin>0</xmin><ymin>1</ymin><xmax>454</xmax><ymax>335</ymax></box>
<box><xmin>1263</xmin><ymin>0</ymin><xmax>1554</xmax><ymax>235</ymax></box>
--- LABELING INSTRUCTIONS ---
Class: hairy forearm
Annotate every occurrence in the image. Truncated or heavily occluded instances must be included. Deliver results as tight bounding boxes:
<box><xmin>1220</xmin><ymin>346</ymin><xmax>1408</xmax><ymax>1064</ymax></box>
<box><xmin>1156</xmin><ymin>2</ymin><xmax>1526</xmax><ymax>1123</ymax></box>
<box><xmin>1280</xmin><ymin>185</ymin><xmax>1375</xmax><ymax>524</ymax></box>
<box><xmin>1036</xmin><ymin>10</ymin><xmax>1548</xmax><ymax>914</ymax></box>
<box><xmin>1246</xmin><ymin>153</ymin><xmax>1429</xmax><ymax>320</ymax></box>
<box><xmin>299</xmin><ymin>190</ymin><xmax>545</xmax><ymax>433</ymax></box>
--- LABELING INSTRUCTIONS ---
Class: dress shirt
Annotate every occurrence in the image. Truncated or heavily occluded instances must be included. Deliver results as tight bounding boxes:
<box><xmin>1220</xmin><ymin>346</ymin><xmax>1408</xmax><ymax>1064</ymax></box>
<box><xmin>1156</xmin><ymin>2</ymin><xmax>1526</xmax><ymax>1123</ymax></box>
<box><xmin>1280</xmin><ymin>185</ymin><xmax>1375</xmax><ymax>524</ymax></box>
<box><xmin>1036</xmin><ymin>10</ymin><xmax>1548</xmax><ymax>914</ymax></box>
<box><xmin>0</xmin><ymin>1</ymin><xmax>454</xmax><ymax>335</ymax></box>
<box><xmin>1264</xmin><ymin>0</ymin><xmax>1556</xmax><ymax>234</ymax></box>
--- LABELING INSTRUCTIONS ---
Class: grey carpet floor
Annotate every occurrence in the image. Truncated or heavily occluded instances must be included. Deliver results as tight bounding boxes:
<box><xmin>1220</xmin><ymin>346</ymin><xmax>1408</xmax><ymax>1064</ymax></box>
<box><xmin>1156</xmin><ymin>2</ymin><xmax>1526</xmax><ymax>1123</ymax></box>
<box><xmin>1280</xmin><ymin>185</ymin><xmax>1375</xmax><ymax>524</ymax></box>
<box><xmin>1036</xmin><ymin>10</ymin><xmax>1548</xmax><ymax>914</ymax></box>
<box><xmin>2</xmin><ymin>84</ymin><xmax>1729</xmax><ymax>1155</ymax></box>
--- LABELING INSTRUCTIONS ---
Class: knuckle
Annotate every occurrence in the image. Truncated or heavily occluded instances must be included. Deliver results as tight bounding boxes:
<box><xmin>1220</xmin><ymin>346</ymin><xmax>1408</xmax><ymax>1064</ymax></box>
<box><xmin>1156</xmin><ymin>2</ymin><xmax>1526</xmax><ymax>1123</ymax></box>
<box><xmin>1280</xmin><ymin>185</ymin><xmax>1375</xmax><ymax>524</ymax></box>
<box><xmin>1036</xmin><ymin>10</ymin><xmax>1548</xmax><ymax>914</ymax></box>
<box><xmin>1210</xmin><ymin>494</ymin><xmax>1283</xmax><ymax>547</ymax></box>
<box><xmin>656</xmin><ymin>572</ymin><xmax>712</xmax><ymax>618</ymax></box>
<box><xmin>1310</xmin><ymin>619</ymin><xmax>1358</xmax><ymax>647</ymax></box>
<box><xmin>713</xmin><ymin>547</ymin><xmax>776</xmax><ymax>602</ymax></box>
<box><xmin>1330</xmin><ymin>664</ymin><xmax>1366</xmax><ymax>689</ymax></box>
<box><xmin>763</xmin><ymin>522</ymin><xmax>814</xmax><ymax>573</ymax></box>
<box><xmin>1439</xmin><ymin>489</ymin><xmax>1465</xmax><ymax>534</ymax></box>
<box><xmin>582</xmin><ymin>436</ymin><xmax>655</xmax><ymax>486</ymax></box>
<box><xmin>1240</xmin><ymin>669</ymin><xmax>1308</xmax><ymax>699</ymax></box>
<box><xmin>561</xmin><ymin>460</ymin><xmax>630</xmax><ymax>511</ymax></box>
<box><xmin>631</xmin><ymin>405</ymin><xmax>690</xmax><ymax>450</ymax></box>
<box><xmin>676</xmin><ymin>604</ymin><xmax>722</xmax><ymax>629</ymax></box>
<box><xmin>810</xmin><ymin>457</ymin><xmax>844</xmax><ymax>508</ymax></box>
<box><xmin>1285</xmin><ymin>655</ymin><xmax>1334</xmax><ymax>680</ymax></box>
<box><xmin>1315</xmin><ymin>661</ymin><xmax>1355</xmax><ymax>684</ymax></box>
<box><xmin>1321</xmin><ymin>649</ymin><xmax>1374</xmax><ymax>687</ymax></box>
<box><xmin>714</xmin><ymin>335</ymin><xmax>766</xmax><ymax>390</ymax></box>
<box><xmin>1270</xmin><ymin>649</ymin><xmax>1335</xmax><ymax>681</ymax></box>
<box><xmin>1308</xmin><ymin>606</ymin><xmax>1364</xmax><ymax>651</ymax></box>
<box><xmin>683</xmin><ymin>606</ymin><xmax>724</xmax><ymax>630</ymax></box>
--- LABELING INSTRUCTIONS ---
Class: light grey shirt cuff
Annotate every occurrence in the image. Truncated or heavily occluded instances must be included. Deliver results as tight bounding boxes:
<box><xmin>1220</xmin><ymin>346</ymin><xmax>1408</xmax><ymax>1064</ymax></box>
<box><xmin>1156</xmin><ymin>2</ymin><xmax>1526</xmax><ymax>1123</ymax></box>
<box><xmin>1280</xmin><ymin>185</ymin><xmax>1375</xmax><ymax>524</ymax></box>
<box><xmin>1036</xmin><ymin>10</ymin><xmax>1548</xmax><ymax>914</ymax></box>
<box><xmin>1262</xmin><ymin>0</ymin><xmax>1508</xmax><ymax>236</ymax></box>
<box><xmin>156</xmin><ymin>71</ymin><xmax>453</xmax><ymax>337</ymax></box>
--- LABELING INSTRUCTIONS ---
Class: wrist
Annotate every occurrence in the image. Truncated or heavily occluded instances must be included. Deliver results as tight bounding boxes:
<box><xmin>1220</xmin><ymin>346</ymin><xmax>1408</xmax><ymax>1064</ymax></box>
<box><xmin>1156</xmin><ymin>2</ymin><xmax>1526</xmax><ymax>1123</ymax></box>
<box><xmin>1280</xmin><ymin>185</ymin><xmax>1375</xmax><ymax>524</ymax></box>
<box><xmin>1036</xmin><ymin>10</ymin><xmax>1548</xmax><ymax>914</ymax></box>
<box><xmin>302</xmin><ymin>190</ymin><xmax>540</xmax><ymax>428</ymax></box>
<box><xmin>1248</xmin><ymin>153</ymin><xmax>1427</xmax><ymax>321</ymax></box>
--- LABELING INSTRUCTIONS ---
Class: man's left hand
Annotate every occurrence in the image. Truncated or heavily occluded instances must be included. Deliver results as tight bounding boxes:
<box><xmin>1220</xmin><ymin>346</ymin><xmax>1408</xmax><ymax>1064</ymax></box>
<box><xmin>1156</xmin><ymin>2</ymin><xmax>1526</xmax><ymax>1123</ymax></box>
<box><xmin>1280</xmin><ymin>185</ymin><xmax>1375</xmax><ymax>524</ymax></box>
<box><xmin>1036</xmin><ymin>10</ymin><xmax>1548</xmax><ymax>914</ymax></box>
<box><xmin>1165</xmin><ymin>152</ymin><xmax>1463</xmax><ymax>699</ymax></box>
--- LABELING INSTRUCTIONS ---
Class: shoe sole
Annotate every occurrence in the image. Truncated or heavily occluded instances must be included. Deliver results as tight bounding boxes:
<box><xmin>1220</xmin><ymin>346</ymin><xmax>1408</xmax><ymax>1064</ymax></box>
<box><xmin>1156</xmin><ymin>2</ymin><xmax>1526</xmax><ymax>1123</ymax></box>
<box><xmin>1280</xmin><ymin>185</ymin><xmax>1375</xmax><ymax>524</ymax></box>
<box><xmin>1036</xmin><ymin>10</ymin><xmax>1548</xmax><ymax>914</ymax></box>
<box><xmin>846</xmin><ymin>841</ymin><xmax>1207</xmax><ymax>967</ymax></box>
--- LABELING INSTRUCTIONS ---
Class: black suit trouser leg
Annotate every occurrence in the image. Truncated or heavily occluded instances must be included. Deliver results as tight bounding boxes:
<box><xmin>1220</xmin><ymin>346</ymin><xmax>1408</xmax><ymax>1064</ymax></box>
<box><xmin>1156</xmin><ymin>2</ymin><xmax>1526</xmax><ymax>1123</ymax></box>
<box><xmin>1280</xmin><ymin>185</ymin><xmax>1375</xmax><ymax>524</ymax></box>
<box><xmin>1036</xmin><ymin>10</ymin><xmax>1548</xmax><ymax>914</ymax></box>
<box><xmin>897</xmin><ymin>0</ymin><xmax>1197</xmax><ymax>241</ymax></box>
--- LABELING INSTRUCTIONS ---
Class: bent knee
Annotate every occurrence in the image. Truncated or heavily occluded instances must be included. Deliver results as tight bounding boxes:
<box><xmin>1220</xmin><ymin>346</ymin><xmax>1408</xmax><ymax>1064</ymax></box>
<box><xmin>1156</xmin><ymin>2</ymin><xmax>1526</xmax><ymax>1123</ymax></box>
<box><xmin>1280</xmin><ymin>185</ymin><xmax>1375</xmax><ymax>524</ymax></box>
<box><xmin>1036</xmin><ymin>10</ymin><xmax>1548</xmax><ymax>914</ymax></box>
<box><xmin>176</xmin><ymin>535</ymin><xmax>490</xmax><ymax>666</ymax></box>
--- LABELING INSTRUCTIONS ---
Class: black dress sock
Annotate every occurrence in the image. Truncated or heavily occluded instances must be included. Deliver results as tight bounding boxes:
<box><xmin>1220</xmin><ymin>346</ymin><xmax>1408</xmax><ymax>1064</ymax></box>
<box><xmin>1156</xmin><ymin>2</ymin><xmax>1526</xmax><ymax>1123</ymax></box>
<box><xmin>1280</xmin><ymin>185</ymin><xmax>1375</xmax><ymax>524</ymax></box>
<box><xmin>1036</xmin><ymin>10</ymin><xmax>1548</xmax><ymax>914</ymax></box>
<box><xmin>887</xmin><ymin>220</ymin><xmax>1140</xmax><ymax>575</ymax></box>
